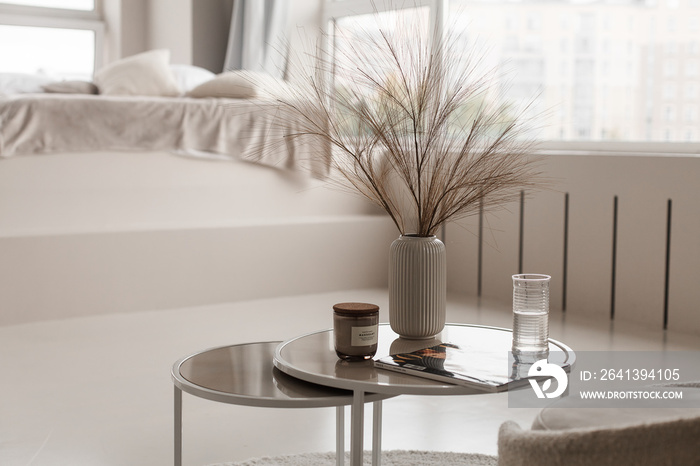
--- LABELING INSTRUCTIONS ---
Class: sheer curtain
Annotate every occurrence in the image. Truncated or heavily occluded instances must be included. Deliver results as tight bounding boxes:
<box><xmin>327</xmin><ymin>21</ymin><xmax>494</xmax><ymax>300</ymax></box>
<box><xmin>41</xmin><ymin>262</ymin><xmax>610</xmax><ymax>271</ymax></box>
<box><xmin>223</xmin><ymin>0</ymin><xmax>289</xmax><ymax>78</ymax></box>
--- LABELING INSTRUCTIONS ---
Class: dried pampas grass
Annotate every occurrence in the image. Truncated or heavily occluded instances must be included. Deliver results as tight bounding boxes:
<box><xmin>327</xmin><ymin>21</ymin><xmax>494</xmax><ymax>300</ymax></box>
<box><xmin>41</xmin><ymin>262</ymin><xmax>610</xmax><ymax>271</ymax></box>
<box><xmin>272</xmin><ymin>12</ymin><xmax>544</xmax><ymax>237</ymax></box>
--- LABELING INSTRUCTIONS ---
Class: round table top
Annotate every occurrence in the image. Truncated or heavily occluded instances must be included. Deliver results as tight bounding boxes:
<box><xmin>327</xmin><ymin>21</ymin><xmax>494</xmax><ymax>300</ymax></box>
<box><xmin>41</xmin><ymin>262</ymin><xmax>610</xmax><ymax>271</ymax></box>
<box><xmin>274</xmin><ymin>324</ymin><xmax>574</xmax><ymax>396</ymax></box>
<box><xmin>171</xmin><ymin>341</ymin><xmax>392</xmax><ymax>408</ymax></box>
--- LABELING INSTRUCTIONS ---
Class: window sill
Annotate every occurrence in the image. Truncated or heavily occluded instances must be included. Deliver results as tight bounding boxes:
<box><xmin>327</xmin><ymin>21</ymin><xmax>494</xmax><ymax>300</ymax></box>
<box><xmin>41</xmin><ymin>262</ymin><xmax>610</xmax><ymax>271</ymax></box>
<box><xmin>536</xmin><ymin>141</ymin><xmax>700</xmax><ymax>158</ymax></box>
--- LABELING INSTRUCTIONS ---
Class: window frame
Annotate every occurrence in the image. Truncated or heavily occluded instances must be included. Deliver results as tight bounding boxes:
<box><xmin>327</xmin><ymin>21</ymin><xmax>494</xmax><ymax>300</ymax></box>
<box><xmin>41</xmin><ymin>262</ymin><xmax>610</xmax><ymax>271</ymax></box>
<box><xmin>322</xmin><ymin>0</ymin><xmax>700</xmax><ymax>156</ymax></box>
<box><xmin>0</xmin><ymin>0</ymin><xmax>104</xmax><ymax>74</ymax></box>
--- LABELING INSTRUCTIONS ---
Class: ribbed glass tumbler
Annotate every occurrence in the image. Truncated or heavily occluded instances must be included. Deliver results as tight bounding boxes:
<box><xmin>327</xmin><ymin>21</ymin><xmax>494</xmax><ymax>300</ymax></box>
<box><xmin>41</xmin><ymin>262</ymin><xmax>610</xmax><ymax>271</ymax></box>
<box><xmin>511</xmin><ymin>274</ymin><xmax>551</xmax><ymax>361</ymax></box>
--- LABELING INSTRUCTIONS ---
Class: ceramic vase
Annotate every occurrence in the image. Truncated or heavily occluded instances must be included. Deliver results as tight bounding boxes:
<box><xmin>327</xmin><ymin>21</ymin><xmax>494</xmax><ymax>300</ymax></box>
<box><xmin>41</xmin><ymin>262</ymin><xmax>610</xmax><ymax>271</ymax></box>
<box><xmin>389</xmin><ymin>235</ymin><xmax>446</xmax><ymax>339</ymax></box>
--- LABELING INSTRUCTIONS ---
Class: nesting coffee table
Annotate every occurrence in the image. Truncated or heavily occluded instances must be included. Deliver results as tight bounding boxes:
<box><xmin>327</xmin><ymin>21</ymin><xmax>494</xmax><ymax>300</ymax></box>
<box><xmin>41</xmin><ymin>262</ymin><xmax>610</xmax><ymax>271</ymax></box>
<box><xmin>171</xmin><ymin>341</ymin><xmax>392</xmax><ymax>466</ymax></box>
<box><xmin>172</xmin><ymin>326</ymin><xmax>573</xmax><ymax>466</ymax></box>
<box><xmin>274</xmin><ymin>323</ymin><xmax>574</xmax><ymax>466</ymax></box>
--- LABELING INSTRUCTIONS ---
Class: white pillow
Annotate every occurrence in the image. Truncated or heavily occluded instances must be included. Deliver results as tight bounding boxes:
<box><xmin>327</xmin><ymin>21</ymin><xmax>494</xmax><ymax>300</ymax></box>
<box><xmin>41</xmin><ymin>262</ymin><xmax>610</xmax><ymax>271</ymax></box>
<box><xmin>0</xmin><ymin>73</ymin><xmax>55</xmax><ymax>94</ymax></box>
<box><xmin>170</xmin><ymin>64</ymin><xmax>215</xmax><ymax>94</ymax></box>
<box><xmin>94</xmin><ymin>49</ymin><xmax>180</xmax><ymax>97</ymax></box>
<box><xmin>187</xmin><ymin>70</ymin><xmax>290</xmax><ymax>99</ymax></box>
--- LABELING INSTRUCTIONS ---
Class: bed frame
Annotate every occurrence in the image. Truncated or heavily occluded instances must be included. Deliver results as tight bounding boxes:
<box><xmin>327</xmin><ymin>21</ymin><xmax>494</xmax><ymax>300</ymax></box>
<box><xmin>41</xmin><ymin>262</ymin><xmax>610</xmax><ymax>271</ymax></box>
<box><xmin>0</xmin><ymin>151</ymin><xmax>395</xmax><ymax>325</ymax></box>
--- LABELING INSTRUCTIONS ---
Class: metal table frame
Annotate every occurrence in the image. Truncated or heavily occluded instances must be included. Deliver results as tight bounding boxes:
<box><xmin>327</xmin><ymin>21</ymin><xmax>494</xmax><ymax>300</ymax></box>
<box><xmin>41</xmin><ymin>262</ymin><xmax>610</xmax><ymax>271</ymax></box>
<box><xmin>171</xmin><ymin>341</ymin><xmax>392</xmax><ymax>466</ymax></box>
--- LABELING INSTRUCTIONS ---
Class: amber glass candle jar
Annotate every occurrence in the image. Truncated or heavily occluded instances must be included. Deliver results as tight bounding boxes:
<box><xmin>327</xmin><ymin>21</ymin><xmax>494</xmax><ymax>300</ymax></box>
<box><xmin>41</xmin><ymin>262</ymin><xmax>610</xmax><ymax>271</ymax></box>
<box><xmin>333</xmin><ymin>302</ymin><xmax>379</xmax><ymax>361</ymax></box>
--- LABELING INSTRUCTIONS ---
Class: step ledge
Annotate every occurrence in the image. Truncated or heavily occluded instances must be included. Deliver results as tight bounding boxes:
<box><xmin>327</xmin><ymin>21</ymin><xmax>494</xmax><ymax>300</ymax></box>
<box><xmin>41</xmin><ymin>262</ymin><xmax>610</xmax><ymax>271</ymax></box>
<box><xmin>0</xmin><ymin>214</ymin><xmax>391</xmax><ymax>239</ymax></box>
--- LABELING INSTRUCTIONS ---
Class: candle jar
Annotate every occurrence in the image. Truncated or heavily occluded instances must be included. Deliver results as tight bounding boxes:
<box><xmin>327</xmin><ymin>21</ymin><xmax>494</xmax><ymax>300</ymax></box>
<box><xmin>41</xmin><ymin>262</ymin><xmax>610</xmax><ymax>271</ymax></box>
<box><xmin>333</xmin><ymin>302</ymin><xmax>379</xmax><ymax>361</ymax></box>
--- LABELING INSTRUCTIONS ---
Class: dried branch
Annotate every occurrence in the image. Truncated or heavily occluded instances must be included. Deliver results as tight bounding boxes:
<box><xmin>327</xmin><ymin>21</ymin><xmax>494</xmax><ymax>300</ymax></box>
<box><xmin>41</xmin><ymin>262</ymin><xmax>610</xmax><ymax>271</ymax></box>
<box><xmin>272</xmin><ymin>13</ymin><xmax>545</xmax><ymax>237</ymax></box>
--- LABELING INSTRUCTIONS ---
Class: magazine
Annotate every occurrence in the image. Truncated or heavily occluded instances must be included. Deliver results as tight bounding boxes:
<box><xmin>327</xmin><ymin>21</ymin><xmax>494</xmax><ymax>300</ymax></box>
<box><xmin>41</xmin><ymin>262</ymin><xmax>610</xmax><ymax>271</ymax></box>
<box><xmin>374</xmin><ymin>342</ymin><xmax>514</xmax><ymax>392</ymax></box>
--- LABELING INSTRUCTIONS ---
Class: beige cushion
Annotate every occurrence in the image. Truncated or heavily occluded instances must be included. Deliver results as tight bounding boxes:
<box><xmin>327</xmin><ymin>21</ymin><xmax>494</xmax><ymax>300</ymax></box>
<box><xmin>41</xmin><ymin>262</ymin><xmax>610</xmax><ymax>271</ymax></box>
<box><xmin>187</xmin><ymin>70</ymin><xmax>289</xmax><ymax>99</ymax></box>
<box><xmin>534</xmin><ymin>406</ymin><xmax>700</xmax><ymax>431</ymax></box>
<box><xmin>94</xmin><ymin>49</ymin><xmax>179</xmax><ymax>97</ymax></box>
<box><xmin>42</xmin><ymin>80</ymin><xmax>98</xmax><ymax>94</ymax></box>
<box><xmin>532</xmin><ymin>388</ymin><xmax>700</xmax><ymax>431</ymax></box>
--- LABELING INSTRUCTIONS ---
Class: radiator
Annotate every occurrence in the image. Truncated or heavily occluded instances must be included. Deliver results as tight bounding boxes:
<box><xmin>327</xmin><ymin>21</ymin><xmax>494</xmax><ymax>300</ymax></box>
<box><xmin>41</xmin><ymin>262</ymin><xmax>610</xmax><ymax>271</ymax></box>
<box><xmin>446</xmin><ymin>153</ymin><xmax>700</xmax><ymax>335</ymax></box>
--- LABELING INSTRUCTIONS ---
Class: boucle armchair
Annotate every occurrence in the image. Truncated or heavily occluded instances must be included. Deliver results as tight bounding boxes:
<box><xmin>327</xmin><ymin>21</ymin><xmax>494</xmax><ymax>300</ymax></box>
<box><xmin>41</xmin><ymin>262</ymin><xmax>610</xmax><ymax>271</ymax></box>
<box><xmin>498</xmin><ymin>386</ymin><xmax>700</xmax><ymax>466</ymax></box>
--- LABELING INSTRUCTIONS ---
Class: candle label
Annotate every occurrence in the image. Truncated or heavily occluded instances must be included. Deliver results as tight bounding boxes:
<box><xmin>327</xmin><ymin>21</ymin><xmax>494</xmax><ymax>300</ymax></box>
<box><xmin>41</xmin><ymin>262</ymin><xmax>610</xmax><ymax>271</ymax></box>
<box><xmin>351</xmin><ymin>325</ymin><xmax>378</xmax><ymax>346</ymax></box>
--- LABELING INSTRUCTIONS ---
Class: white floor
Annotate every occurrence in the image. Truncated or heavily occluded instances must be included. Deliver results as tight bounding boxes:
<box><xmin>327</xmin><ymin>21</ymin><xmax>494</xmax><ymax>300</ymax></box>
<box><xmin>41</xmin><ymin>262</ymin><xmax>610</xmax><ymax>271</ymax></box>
<box><xmin>2</xmin><ymin>288</ymin><xmax>699</xmax><ymax>466</ymax></box>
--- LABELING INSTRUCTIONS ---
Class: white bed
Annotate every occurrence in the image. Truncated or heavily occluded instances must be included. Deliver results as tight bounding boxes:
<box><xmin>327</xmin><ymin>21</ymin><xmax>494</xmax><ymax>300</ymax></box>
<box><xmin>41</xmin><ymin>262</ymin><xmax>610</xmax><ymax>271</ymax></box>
<box><xmin>0</xmin><ymin>93</ymin><xmax>326</xmax><ymax>175</ymax></box>
<box><xmin>0</xmin><ymin>49</ymin><xmax>329</xmax><ymax>176</ymax></box>
<box><xmin>0</xmin><ymin>50</ymin><xmax>338</xmax><ymax>237</ymax></box>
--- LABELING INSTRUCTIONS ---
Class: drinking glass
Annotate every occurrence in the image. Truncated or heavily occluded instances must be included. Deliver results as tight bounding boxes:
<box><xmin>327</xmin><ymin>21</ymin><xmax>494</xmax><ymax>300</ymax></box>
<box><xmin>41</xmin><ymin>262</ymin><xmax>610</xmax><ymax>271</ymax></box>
<box><xmin>511</xmin><ymin>274</ymin><xmax>551</xmax><ymax>362</ymax></box>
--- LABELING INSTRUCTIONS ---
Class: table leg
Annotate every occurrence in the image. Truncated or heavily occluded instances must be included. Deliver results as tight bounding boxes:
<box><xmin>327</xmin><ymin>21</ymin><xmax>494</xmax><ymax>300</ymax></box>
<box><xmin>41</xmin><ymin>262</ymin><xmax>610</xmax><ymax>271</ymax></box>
<box><xmin>336</xmin><ymin>406</ymin><xmax>345</xmax><ymax>466</ymax></box>
<box><xmin>350</xmin><ymin>390</ymin><xmax>365</xmax><ymax>466</ymax></box>
<box><xmin>372</xmin><ymin>401</ymin><xmax>382</xmax><ymax>466</ymax></box>
<box><xmin>174</xmin><ymin>386</ymin><xmax>182</xmax><ymax>466</ymax></box>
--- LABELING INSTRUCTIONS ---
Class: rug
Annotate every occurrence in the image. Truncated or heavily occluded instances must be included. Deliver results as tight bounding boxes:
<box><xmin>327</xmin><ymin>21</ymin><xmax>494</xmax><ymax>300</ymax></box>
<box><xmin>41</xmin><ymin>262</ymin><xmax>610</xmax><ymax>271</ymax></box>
<box><xmin>211</xmin><ymin>450</ymin><xmax>498</xmax><ymax>466</ymax></box>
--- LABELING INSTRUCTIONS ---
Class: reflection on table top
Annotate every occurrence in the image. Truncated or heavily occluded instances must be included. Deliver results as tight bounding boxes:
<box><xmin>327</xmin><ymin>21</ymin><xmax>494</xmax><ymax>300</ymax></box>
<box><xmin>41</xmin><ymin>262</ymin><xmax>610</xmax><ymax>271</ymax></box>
<box><xmin>172</xmin><ymin>341</ymin><xmax>392</xmax><ymax>408</ymax></box>
<box><xmin>274</xmin><ymin>324</ymin><xmax>574</xmax><ymax>396</ymax></box>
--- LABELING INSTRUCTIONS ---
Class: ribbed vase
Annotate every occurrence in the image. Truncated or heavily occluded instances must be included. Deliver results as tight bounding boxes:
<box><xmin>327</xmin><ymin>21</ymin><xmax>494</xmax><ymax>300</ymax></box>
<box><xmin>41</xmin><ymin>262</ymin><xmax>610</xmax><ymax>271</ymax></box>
<box><xmin>389</xmin><ymin>235</ymin><xmax>446</xmax><ymax>339</ymax></box>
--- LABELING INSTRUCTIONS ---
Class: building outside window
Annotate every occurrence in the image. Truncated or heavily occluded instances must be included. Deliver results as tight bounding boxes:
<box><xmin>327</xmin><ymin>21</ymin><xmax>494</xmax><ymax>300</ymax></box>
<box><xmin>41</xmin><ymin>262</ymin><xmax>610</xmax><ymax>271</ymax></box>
<box><xmin>324</xmin><ymin>0</ymin><xmax>700</xmax><ymax>147</ymax></box>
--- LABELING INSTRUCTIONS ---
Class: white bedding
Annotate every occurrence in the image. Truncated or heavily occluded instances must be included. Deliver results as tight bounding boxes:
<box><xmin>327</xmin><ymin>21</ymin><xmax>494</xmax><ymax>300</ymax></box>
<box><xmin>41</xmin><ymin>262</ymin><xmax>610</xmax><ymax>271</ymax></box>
<box><xmin>0</xmin><ymin>93</ymin><xmax>326</xmax><ymax>176</ymax></box>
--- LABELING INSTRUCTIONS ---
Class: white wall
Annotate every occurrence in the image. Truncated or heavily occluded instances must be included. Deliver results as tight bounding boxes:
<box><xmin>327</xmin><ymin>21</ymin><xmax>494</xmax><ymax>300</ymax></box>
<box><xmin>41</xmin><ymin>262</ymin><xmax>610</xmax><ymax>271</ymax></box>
<box><xmin>101</xmin><ymin>0</ymin><xmax>325</xmax><ymax>73</ymax></box>
<box><xmin>102</xmin><ymin>0</ymin><xmax>196</xmax><ymax>65</ymax></box>
<box><xmin>148</xmin><ymin>0</ymin><xmax>193</xmax><ymax>64</ymax></box>
<box><xmin>286</xmin><ymin>0</ymin><xmax>325</xmax><ymax>83</ymax></box>
<box><xmin>102</xmin><ymin>0</ymin><xmax>148</xmax><ymax>62</ymax></box>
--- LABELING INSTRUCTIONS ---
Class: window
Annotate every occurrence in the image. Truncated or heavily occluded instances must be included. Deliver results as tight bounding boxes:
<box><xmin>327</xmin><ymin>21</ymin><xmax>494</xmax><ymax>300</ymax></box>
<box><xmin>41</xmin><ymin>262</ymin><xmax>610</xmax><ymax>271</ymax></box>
<box><xmin>664</xmin><ymin>59</ymin><xmax>678</xmax><ymax>78</ymax></box>
<box><xmin>324</xmin><ymin>0</ymin><xmax>700</xmax><ymax>146</ymax></box>
<box><xmin>323</xmin><ymin>2</ymin><xmax>434</xmax><ymax>138</ymax></box>
<box><xmin>526</xmin><ymin>13</ymin><xmax>541</xmax><ymax>31</ymax></box>
<box><xmin>0</xmin><ymin>0</ymin><xmax>103</xmax><ymax>80</ymax></box>
<box><xmin>0</xmin><ymin>0</ymin><xmax>93</xmax><ymax>9</ymax></box>
<box><xmin>664</xmin><ymin>105</ymin><xmax>677</xmax><ymax>122</ymax></box>
<box><xmin>663</xmin><ymin>83</ymin><xmax>677</xmax><ymax>100</ymax></box>
<box><xmin>333</xmin><ymin>7</ymin><xmax>430</xmax><ymax>97</ymax></box>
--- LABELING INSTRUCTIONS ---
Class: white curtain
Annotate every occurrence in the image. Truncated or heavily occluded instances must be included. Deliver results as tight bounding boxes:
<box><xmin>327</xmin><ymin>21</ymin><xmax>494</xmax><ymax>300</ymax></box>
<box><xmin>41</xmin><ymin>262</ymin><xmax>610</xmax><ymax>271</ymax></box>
<box><xmin>224</xmin><ymin>0</ymin><xmax>289</xmax><ymax>78</ymax></box>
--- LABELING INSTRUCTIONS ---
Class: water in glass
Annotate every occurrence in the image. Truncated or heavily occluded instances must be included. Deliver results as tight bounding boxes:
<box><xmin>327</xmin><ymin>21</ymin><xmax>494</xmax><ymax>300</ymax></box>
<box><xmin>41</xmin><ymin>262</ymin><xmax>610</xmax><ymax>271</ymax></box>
<box><xmin>511</xmin><ymin>274</ymin><xmax>551</xmax><ymax>361</ymax></box>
